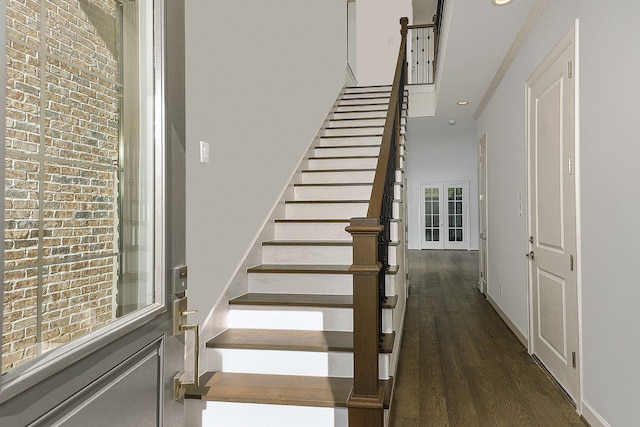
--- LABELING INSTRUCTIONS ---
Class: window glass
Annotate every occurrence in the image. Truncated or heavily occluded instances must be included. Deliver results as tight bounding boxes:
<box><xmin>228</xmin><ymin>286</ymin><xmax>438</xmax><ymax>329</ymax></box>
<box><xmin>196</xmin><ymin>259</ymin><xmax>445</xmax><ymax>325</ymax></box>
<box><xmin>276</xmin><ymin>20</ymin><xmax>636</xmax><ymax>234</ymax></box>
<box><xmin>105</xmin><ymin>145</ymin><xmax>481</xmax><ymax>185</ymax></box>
<box><xmin>3</xmin><ymin>0</ymin><xmax>156</xmax><ymax>373</ymax></box>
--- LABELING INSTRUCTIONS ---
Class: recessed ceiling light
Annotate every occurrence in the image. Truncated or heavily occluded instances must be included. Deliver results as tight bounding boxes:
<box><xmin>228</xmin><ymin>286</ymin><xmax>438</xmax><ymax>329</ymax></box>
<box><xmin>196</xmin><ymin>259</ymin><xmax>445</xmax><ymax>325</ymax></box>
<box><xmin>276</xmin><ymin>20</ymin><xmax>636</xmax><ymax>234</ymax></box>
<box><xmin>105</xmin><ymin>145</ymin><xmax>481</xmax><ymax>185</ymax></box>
<box><xmin>492</xmin><ymin>0</ymin><xmax>512</xmax><ymax>6</ymax></box>
<box><xmin>457</xmin><ymin>100</ymin><xmax>469</xmax><ymax>105</ymax></box>
<box><xmin>448</xmin><ymin>119</ymin><xmax>456</xmax><ymax>126</ymax></box>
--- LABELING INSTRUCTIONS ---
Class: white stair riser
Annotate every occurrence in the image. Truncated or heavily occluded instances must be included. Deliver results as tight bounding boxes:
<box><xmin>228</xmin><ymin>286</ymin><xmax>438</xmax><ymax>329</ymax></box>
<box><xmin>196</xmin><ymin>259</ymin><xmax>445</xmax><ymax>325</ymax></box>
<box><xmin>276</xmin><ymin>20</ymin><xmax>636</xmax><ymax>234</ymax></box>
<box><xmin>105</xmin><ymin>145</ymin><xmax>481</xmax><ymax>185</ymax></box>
<box><xmin>392</xmin><ymin>201</ymin><xmax>401</xmax><ymax>219</ymax></box>
<box><xmin>340</xmin><ymin>98</ymin><xmax>389</xmax><ymax>106</ymax></box>
<box><xmin>335</xmin><ymin>104</ymin><xmax>386</xmax><ymax>112</ymax></box>
<box><xmin>329</xmin><ymin>118</ymin><xmax>386</xmax><ymax>128</ymax></box>
<box><xmin>308</xmin><ymin>157</ymin><xmax>378</xmax><ymax>169</ymax></box>
<box><xmin>301</xmin><ymin>170</ymin><xmax>375</xmax><ymax>184</ymax></box>
<box><xmin>328</xmin><ymin>118</ymin><xmax>406</xmax><ymax>128</ymax></box>
<box><xmin>199</xmin><ymin>402</ymin><xmax>348</xmax><ymax>427</ymax></box>
<box><xmin>319</xmin><ymin>135</ymin><xmax>382</xmax><ymax>146</ymax></box>
<box><xmin>227</xmin><ymin>306</ymin><xmax>395</xmax><ymax>333</ymax></box>
<box><xmin>336</xmin><ymin>102</ymin><xmax>407</xmax><ymax>113</ymax></box>
<box><xmin>249</xmin><ymin>273</ymin><xmax>352</xmax><ymax>295</ymax></box>
<box><xmin>248</xmin><ymin>272</ymin><xmax>399</xmax><ymax>296</ymax></box>
<box><xmin>339</xmin><ymin>96</ymin><xmax>407</xmax><ymax>105</ymax></box>
<box><xmin>334</xmin><ymin>111</ymin><xmax>387</xmax><ymax>120</ymax></box>
<box><xmin>275</xmin><ymin>222</ymin><xmax>351</xmax><ymax>241</ymax></box>
<box><xmin>285</xmin><ymin>202</ymin><xmax>368</xmax><ymax>219</ymax></box>
<box><xmin>325</xmin><ymin>127</ymin><xmax>384</xmax><ymax>137</ymax></box>
<box><xmin>343</xmin><ymin>92</ymin><xmax>391</xmax><ymax>99</ymax></box>
<box><xmin>394</xmin><ymin>184</ymin><xmax>402</xmax><ymax>199</ymax></box>
<box><xmin>262</xmin><ymin>244</ymin><xmax>352</xmax><ymax>265</ymax></box>
<box><xmin>294</xmin><ymin>185</ymin><xmax>372</xmax><ymax>201</ymax></box>
<box><xmin>314</xmin><ymin>146</ymin><xmax>380</xmax><ymax>157</ymax></box>
<box><xmin>208</xmin><ymin>348</ymin><xmax>391</xmax><ymax>379</ymax></box>
<box><xmin>345</xmin><ymin>86</ymin><xmax>391</xmax><ymax>94</ymax></box>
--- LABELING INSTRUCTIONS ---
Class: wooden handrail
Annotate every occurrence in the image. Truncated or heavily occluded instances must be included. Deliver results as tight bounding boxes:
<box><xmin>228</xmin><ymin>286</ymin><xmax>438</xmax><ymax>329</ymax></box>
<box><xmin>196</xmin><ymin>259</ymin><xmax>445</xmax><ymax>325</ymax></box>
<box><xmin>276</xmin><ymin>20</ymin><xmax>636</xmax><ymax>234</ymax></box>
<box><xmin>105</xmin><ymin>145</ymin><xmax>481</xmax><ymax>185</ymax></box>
<box><xmin>346</xmin><ymin>16</ymin><xmax>408</xmax><ymax>427</ymax></box>
<box><xmin>367</xmin><ymin>19</ymin><xmax>407</xmax><ymax>218</ymax></box>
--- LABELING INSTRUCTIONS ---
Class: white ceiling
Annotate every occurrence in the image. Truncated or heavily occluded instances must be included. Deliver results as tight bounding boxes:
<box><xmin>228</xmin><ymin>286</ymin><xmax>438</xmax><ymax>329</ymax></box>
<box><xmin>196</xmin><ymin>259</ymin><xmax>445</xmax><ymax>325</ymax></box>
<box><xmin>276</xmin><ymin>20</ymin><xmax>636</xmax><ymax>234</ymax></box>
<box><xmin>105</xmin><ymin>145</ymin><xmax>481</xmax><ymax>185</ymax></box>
<box><xmin>427</xmin><ymin>0</ymin><xmax>536</xmax><ymax>121</ymax></box>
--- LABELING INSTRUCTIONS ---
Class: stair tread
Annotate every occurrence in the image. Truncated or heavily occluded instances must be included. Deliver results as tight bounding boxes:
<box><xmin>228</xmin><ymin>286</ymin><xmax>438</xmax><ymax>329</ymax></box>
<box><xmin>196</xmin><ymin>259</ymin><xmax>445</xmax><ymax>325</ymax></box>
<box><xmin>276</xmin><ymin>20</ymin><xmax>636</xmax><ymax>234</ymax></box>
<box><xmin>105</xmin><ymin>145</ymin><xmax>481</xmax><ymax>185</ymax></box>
<box><xmin>206</xmin><ymin>328</ymin><xmax>395</xmax><ymax>353</ymax></box>
<box><xmin>320</xmin><ymin>134</ymin><xmax>383</xmax><ymax>139</ymax></box>
<box><xmin>315</xmin><ymin>144</ymin><xmax>381</xmax><ymax>149</ymax></box>
<box><xmin>301</xmin><ymin>168</ymin><xmax>376</xmax><ymax>173</ymax></box>
<box><xmin>294</xmin><ymin>182</ymin><xmax>372</xmax><ymax>187</ymax></box>
<box><xmin>262</xmin><ymin>239</ymin><xmax>400</xmax><ymax>247</ymax></box>
<box><xmin>247</xmin><ymin>264</ymin><xmax>399</xmax><ymax>274</ymax></box>
<box><xmin>229</xmin><ymin>293</ymin><xmax>398</xmax><ymax>309</ymax></box>
<box><xmin>285</xmin><ymin>199</ymin><xmax>369</xmax><ymax>204</ymax></box>
<box><xmin>309</xmin><ymin>155</ymin><xmax>378</xmax><ymax>160</ymax></box>
<box><xmin>263</xmin><ymin>240</ymin><xmax>352</xmax><ymax>246</ymax></box>
<box><xmin>274</xmin><ymin>219</ymin><xmax>350</xmax><ymax>223</ymax></box>
<box><xmin>186</xmin><ymin>372</ymin><xmax>393</xmax><ymax>409</ymax></box>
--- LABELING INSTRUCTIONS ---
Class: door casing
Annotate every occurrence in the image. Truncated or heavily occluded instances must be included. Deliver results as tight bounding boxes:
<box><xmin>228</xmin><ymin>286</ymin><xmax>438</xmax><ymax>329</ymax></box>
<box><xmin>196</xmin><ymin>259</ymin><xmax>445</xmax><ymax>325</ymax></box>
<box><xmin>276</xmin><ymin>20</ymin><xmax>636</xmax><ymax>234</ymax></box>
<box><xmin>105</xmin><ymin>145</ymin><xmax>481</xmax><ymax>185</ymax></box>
<box><xmin>526</xmin><ymin>22</ymin><xmax>581</xmax><ymax>405</ymax></box>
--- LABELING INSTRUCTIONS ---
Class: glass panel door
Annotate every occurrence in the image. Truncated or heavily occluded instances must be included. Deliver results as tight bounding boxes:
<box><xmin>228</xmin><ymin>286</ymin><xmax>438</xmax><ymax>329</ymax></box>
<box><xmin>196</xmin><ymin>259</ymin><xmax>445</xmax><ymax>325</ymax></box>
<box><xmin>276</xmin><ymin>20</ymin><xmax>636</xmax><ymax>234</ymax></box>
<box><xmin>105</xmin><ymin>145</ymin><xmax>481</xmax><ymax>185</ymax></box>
<box><xmin>420</xmin><ymin>183</ymin><xmax>468</xmax><ymax>250</ymax></box>
<box><xmin>444</xmin><ymin>183</ymin><xmax>468</xmax><ymax>250</ymax></box>
<box><xmin>421</xmin><ymin>184</ymin><xmax>443</xmax><ymax>249</ymax></box>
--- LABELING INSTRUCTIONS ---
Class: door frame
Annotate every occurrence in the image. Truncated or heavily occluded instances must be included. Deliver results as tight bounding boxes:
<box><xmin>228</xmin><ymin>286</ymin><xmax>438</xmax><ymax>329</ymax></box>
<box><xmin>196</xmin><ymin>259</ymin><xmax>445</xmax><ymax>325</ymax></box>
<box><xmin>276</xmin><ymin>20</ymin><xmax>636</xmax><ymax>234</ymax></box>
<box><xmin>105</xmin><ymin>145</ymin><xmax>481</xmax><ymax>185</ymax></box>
<box><xmin>0</xmin><ymin>1</ymin><xmax>187</xmax><ymax>425</ymax></box>
<box><xmin>525</xmin><ymin>21</ymin><xmax>582</xmax><ymax>408</ymax></box>
<box><xmin>478</xmin><ymin>134</ymin><xmax>488</xmax><ymax>294</ymax></box>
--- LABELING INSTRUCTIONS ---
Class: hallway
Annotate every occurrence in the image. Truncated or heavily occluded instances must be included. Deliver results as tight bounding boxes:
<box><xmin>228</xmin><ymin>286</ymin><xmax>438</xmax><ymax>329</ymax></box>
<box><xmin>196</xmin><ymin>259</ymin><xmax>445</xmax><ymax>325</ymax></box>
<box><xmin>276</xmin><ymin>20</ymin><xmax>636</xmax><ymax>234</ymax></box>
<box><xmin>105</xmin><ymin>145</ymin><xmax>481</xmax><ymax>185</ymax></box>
<box><xmin>390</xmin><ymin>250</ymin><xmax>585</xmax><ymax>426</ymax></box>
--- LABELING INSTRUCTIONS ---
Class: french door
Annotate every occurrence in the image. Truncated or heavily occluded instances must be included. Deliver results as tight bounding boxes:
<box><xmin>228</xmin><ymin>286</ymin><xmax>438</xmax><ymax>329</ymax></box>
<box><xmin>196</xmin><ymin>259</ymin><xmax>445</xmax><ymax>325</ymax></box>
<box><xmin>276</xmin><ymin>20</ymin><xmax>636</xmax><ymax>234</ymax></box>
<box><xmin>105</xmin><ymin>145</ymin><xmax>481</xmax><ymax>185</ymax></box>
<box><xmin>420</xmin><ymin>183</ymin><xmax>469</xmax><ymax>250</ymax></box>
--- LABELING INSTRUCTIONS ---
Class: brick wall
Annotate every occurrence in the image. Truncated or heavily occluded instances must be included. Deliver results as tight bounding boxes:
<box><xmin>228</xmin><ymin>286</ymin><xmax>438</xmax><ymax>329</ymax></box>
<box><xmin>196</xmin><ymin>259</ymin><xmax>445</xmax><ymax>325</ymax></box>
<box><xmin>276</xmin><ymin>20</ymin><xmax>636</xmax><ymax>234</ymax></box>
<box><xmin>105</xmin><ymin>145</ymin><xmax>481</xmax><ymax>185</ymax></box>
<box><xmin>3</xmin><ymin>0</ymin><xmax>121</xmax><ymax>372</ymax></box>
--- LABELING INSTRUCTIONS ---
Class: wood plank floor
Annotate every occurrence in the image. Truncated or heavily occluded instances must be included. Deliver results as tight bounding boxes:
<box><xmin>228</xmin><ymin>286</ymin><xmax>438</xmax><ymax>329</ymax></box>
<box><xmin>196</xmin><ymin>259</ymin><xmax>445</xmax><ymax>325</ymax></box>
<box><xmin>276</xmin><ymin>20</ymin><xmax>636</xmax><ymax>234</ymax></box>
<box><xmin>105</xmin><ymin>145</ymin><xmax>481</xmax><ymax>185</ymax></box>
<box><xmin>390</xmin><ymin>250</ymin><xmax>586</xmax><ymax>427</ymax></box>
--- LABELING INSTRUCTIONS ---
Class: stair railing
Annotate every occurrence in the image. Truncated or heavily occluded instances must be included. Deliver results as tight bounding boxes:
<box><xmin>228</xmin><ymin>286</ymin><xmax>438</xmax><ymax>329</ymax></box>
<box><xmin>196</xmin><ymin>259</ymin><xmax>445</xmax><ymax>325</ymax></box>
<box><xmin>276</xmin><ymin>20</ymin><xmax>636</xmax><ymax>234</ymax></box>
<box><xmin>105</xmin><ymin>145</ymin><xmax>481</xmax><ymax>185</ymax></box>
<box><xmin>346</xmin><ymin>16</ymin><xmax>408</xmax><ymax>426</ymax></box>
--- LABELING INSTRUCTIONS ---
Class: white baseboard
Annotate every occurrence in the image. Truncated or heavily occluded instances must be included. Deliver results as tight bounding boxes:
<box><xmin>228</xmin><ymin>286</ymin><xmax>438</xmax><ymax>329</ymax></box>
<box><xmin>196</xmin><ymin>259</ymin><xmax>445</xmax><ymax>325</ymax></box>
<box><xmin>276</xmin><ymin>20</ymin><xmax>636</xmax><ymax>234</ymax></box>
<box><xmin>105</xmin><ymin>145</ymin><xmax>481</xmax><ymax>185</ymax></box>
<box><xmin>486</xmin><ymin>295</ymin><xmax>528</xmax><ymax>347</ymax></box>
<box><xmin>581</xmin><ymin>400</ymin><xmax>611</xmax><ymax>427</ymax></box>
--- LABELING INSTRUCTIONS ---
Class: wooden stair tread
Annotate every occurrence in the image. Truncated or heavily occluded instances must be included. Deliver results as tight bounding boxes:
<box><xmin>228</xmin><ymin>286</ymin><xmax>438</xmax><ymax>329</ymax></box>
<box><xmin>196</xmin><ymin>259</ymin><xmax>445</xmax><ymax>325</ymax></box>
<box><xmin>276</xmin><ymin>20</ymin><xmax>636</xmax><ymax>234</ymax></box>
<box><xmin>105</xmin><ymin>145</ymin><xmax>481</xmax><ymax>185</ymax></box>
<box><xmin>262</xmin><ymin>239</ymin><xmax>400</xmax><ymax>247</ymax></box>
<box><xmin>274</xmin><ymin>219</ymin><xmax>350</xmax><ymax>223</ymax></box>
<box><xmin>206</xmin><ymin>329</ymin><xmax>395</xmax><ymax>353</ymax></box>
<box><xmin>229</xmin><ymin>293</ymin><xmax>398</xmax><ymax>309</ymax></box>
<box><xmin>320</xmin><ymin>134</ymin><xmax>383</xmax><ymax>139</ymax></box>
<box><xmin>325</xmin><ymin>125</ymin><xmax>385</xmax><ymax>130</ymax></box>
<box><xmin>284</xmin><ymin>199</ymin><xmax>369</xmax><ymax>204</ymax></box>
<box><xmin>247</xmin><ymin>264</ymin><xmax>399</xmax><ymax>274</ymax></box>
<box><xmin>186</xmin><ymin>372</ymin><xmax>393</xmax><ymax>409</ymax></box>
<box><xmin>301</xmin><ymin>168</ymin><xmax>376</xmax><ymax>173</ymax></box>
<box><xmin>247</xmin><ymin>264</ymin><xmax>352</xmax><ymax>274</ymax></box>
<box><xmin>294</xmin><ymin>182</ymin><xmax>372</xmax><ymax>187</ymax></box>
<box><xmin>309</xmin><ymin>155</ymin><xmax>379</xmax><ymax>160</ymax></box>
<box><xmin>263</xmin><ymin>240</ymin><xmax>352</xmax><ymax>246</ymax></box>
<box><xmin>315</xmin><ymin>144</ymin><xmax>381</xmax><ymax>149</ymax></box>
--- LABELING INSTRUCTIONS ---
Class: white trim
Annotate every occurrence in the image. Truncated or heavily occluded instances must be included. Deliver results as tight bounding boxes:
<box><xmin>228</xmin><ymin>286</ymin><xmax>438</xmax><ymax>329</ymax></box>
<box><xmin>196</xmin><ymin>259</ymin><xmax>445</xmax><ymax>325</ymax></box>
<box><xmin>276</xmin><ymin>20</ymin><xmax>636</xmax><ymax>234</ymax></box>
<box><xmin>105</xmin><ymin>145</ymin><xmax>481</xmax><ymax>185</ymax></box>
<box><xmin>581</xmin><ymin>400</ymin><xmax>611</xmax><ymax>427</ymax></box>
<box><xmin>346</xmin><ymin>62</ymin><xmax>358</xmax><ymax>87</ymax></box>
<box><xmin>474</xmin><ymin>0</ymin><xmax>550</xmax><ymax>119</ymax></box>
<box><xmin>487</xmin><ymin>295</ymin><xmax>528</xmax><ymax>347</ymax></box>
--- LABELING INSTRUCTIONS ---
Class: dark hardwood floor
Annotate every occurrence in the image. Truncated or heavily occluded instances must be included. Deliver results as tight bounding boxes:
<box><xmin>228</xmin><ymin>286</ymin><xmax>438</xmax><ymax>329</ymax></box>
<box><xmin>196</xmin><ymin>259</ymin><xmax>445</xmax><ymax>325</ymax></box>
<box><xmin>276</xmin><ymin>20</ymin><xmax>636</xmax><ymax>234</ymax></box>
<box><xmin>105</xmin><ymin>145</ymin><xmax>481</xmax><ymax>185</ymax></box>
<box><xmin>390</xmin><ymin>250</ymin><xmax>585</xmax><ymax>427</ymax></box>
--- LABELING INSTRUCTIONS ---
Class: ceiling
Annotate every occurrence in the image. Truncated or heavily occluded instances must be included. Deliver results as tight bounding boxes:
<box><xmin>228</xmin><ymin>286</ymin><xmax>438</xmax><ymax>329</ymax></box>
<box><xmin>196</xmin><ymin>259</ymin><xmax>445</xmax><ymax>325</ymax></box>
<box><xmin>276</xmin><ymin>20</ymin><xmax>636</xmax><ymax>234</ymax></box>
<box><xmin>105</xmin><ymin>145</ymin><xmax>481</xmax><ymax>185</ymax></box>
<box><xmin>421</xmin><ymin>0</ymin><xmax>538</xmax><ymax>122</ymax></box>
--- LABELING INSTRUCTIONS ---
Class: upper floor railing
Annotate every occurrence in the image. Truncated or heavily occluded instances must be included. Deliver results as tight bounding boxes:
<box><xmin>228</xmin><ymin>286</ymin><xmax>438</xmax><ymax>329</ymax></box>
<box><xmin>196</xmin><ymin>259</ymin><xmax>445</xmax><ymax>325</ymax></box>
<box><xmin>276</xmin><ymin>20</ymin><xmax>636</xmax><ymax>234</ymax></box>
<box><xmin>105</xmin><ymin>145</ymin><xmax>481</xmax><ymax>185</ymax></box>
<box><xmin>407</xmin><ymin>24</ymin><xmax>435</xmax><ymax>84</ymax></box>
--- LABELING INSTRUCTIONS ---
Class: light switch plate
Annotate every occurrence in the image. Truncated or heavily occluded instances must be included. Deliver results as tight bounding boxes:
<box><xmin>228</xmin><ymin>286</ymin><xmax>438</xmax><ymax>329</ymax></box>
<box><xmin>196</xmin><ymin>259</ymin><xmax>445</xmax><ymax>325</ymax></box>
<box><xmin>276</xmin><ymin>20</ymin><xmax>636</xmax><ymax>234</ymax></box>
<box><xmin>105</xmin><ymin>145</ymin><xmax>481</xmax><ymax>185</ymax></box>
<box><xmin>200</xmin><ymin>141</ymin><xmax>210</xmax><ymax>163</ymax></box>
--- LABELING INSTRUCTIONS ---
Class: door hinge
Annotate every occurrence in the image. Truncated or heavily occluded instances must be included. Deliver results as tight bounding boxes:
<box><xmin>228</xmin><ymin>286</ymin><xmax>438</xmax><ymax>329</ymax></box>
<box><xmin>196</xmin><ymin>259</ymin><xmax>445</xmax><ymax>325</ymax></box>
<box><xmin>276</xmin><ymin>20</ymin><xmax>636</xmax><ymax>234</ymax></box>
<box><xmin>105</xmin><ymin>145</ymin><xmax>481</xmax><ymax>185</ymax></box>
<box><xmin>572</xmin><ymin>351</ymin><xmax>577</xmax><ymax>368</ymax></box>
<box><xmin>568</xmin><ymin>61</ymin><xmax>573</xmax><ymax>78</ymax></box>
<box><xmin>570</xmin><ymin>254</ymin><xmax>574</xmax><ymax>271</ymax></box>
<box><xmin>568</xmin><ymin>157</ymin><xmax>573</xmax><ymax>176</ymax></box>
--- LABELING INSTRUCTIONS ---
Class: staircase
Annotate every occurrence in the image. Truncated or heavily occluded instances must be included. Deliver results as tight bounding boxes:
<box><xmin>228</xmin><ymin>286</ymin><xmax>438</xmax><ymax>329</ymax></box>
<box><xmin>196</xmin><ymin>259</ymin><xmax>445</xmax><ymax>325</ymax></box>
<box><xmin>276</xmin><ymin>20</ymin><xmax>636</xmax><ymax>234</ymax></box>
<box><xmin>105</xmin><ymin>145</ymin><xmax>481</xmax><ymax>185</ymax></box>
<box><xmin>186</xmin><ymin>85</ymin><xmax>408</xmax><ymax>427</ymax></box>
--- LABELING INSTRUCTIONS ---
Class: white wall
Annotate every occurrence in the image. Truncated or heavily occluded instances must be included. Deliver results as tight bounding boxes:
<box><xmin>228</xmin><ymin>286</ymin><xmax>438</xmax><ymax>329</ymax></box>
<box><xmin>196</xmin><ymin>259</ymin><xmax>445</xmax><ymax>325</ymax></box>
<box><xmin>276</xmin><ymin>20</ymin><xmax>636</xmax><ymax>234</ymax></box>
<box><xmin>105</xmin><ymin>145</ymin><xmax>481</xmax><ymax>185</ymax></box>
<box><xmin>184</xmin><ymin>1</ymin><xmax>346</xmax><ymax>327</ymax></box>
<box><xmin>477</xmin><ymin>1</ymin><xmax>640</xmax><ymax>425</ymax></box>
<box><xmin>406</xmin><ymin>116</ymin><xmax>479</xmax><ymax>251</ymax></box>
<box><xmin>355</xmin><ymin>0</ymin><xmax>412</xmax><ymax>85</ymax></box>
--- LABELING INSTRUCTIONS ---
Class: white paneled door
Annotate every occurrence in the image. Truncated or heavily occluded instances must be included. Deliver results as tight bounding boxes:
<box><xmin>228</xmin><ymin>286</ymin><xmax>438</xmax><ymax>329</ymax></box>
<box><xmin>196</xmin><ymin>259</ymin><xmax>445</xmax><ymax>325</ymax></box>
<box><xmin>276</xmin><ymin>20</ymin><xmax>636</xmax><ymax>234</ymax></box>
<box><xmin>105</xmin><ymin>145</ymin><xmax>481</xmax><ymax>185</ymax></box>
<box><xmin>420</xmin><ymin>183</ymin><xmax>469</xmax><ymax>250</ymax></box>
<box><xmin>527</xmin><ymin>28</ymin><xmax>579</xmax><ymax>402</ymax></box>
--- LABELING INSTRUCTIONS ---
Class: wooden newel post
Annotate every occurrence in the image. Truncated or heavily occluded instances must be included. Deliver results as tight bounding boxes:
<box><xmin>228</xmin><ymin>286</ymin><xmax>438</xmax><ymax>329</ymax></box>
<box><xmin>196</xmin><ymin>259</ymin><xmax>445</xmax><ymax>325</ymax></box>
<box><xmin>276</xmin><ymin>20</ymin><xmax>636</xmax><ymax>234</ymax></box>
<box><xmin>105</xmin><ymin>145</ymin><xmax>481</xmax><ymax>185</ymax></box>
<box><xmin>346</xmin><ymin>217</ymin><xmax>384</xmax><ymax>426</ymax></box>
